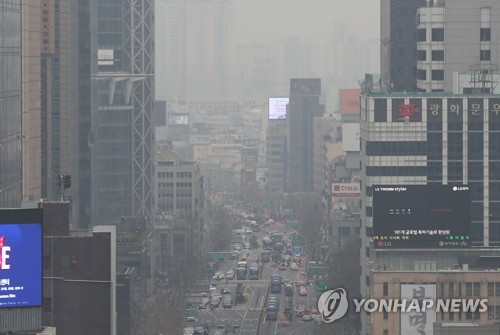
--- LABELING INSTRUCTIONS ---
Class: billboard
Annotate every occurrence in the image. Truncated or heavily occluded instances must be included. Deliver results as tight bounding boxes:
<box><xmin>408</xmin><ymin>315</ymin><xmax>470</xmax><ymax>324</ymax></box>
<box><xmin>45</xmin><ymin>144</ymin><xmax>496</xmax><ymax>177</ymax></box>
<box><xmin>168</xmin><ymin>113</ymin><xmax>189</xmax><ymax>125</ymax></box>
<box><xmin>372</xmin><ymin>185</ymin><xmax>471</xmax><ymax>248</ymax></box>
<box><xmin>339</xmin><ymin>89</ymin><xmax>361</xmax><ymax>115</ymax></box>
<box><xmin>400</xmin><ymin>284</ymin><xmax>436</xmax><ymax>335</ymax></box>
<box><xmin>0</xmin><ymin>209</ymin><xmax>42</xmax><ymax>308</ymax></box>
<box><xmin>268</xmin><ymin>98</ymin><xmax>289</xmax><ymax>120</ymax></box>
<box><xmin>342</xmin><ymin>123</ymin><xmax>360</xmax><ymax>151</ymax></box>
<box><xmin>332</xmin><ymin>183</ymin><xmax>360</xmax><ymax>197</ymax></box>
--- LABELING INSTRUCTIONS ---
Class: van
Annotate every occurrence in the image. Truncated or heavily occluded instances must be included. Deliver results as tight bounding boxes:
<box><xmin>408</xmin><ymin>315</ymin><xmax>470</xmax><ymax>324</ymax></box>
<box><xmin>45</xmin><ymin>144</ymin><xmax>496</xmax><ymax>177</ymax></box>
<box><xmin>222</xmin><ymin>295</ymin><xmax>232</xmax><ymax>308</ymax></box>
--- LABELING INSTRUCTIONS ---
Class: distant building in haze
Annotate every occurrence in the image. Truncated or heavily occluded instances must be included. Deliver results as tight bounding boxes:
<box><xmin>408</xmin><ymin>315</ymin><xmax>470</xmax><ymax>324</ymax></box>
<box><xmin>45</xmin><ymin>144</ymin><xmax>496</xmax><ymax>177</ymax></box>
<box><xmin>155</xmin><ymin>0</ymin><xmax>236</xmax><ymax>100</ymax></box>
<box><xmin>286</xmin><ymin>79</ymin><xmax>323</xmax><ymax>193</ymax></box>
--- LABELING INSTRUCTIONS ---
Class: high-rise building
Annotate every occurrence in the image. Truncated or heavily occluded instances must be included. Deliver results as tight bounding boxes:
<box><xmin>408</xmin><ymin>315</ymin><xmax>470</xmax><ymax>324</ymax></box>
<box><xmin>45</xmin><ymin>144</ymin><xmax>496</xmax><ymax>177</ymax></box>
<box><xmin>380</xmin><ymin>0</ymin><xmax>426</xmax><ymax>92</ymax></box>
<box><xmin>416</xmin><ymin>0</ymin><xmax>500</xmax><ymax>93</ymax></box>
<box><xmin>22</xmin><ymin>1</ymin><xmax>42</xmax><ymax>202</ymax></box>
<box><xmin>0</xmin><ymin>1</ymin><xmax>22</xmax><ymax>208</ymax></box>
<box><xmin>155</xmin><ymin>0</ymin><xmax>236</xmax><ymax>100</ymax></box>
<box><xmin>286</xmin><ymin>79</ymin><xmax>322</xmax><ymax>193</ymax></box>
<box><xmin>39</xmin><ymin>0</ymin><xmax>90</xmax><ymax>229</ymax></box>
<box><xmin>266</xmin><ymin>120</ymin><xmax>287</xmax><ymax>195</ymax></box>
<box><xmin>359</xmin><ymin>91</ymin><xmax>500</xmax><ymax>334</ymax></box>
<box><xmin>91</xmin><ymin>0</ymin><xmax>155</xmax><ymax>226</ymax></box>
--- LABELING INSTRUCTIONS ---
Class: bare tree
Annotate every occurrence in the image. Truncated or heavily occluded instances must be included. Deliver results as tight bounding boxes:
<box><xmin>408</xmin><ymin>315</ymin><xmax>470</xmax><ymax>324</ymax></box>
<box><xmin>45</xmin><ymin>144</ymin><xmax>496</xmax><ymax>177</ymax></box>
<box><xmin>315</xmin><ymin>240</ymin><xmax>361</xmax><ymax>335</ymax></box>
<box><xmin>285</xmin><ymin>193</ymin><xmax>323</xmax><ymax>260</ymax></box>
<box><xmin>208</xmin><ymin>206</ymin><xmax>233</xmax><ymax>252</ymax></box>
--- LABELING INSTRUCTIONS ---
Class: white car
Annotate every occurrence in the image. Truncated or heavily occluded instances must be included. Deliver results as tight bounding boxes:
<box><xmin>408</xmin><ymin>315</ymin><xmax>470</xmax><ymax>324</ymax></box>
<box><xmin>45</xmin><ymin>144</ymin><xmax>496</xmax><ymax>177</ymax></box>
<box><xmin>302</xmin><ymin>314</ymin><xmax>312</xmax><ymax>321</ymax></box>
<box><xmin>212</xmin><ymin>272</ymin><xmax>224</xmax><ymax>280</ymax></box>
<box><xmin>290</xmin><ymin>263</ymin><xmax>299</xmax><ymax>271</ymax></box>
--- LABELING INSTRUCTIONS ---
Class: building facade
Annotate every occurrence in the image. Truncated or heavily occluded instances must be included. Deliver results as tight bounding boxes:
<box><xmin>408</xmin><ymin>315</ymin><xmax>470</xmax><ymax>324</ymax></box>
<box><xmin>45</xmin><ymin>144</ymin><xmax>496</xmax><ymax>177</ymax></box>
<box><xmin>22</xmin><ymin>0</ymin><xmax>41</xmax><ymax>202</ymax></box>
<box><xmin>380</xmin><ymin>0</ymin><xmax>426</xmax><ymax>92</ymax></box>
<box><xmin>286</xmin><ymin>79</ymin><xmax>322</xmax><ymax>193</ymax></box>
<box><xmin>266</xmin><ymin>119</ymin><xmax>287</xmax><ymax>195</ymax></box>
<box><xmin>0</xmin><ymin>0</ymin><xmax>22</xmax><ymax>207</ymax></box>
<box><xmin>360</xmin><ymin>92</ymin><xmax>500</xmax><ymax>334</ymax></box>
<box><xmin>416</xmin><ymin>0</ymin><xmax>500</xmax><ymax>93</ymax></box>
<box><xmin>91</xmin><ymin>0</ymin><xmax>155</xmax><ymax>226</ymax></box>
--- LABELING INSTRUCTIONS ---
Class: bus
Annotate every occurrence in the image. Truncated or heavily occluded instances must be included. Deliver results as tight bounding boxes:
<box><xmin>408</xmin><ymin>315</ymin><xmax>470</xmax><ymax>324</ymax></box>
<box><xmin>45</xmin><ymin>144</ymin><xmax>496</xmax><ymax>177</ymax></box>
<box><xmin>262</xmin><ymin>237</ymin><xmax>273</xmax><ymax>250</ymax></box>
<box><xmin>248</xmin><ymin>262</ymin><xmax>259</xmax><ymax>280</ymax></box>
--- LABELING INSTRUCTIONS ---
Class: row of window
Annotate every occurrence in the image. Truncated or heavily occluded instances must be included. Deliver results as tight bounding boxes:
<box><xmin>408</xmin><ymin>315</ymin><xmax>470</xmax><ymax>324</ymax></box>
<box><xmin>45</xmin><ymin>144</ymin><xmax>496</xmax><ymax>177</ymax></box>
<box><xmin>157</xmin><ymin>172</ymin><xmax>193</xmax><ymax>179</ymax></box>
<box><xmin>417</xmin><ymin>69</ymin><xmax>444</xmax><ymax>81</ymax></box>
<box><xmin>158</xmin><ymin>193</ymin><xmax>192</xmax><ymax>198</ymax></box>
<box><xmin>417</xmin><ymin>49</ymin><xmax>491</xmax><ymax>62</ymax></box>
<box><xmin>416</xmin><ymin>28</ymin><xmax>491</xmax><ymax>43</ymax></box>
<box><xmin>382</xmin><ymin>281</ymin><xmax>498</xmax><ymax>298</ymax></box>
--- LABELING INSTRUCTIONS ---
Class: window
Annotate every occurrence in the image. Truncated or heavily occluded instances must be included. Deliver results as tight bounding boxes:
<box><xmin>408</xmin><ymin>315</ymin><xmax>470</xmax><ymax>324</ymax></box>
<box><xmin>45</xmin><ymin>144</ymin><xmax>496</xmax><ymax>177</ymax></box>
<box><xmin>449</xmin><ymin>311</ymin><xmax>454</xmax><ymax>320</ymax></box>
<box><xmin>417</xmin><ymin>50</ymin><xmax>426</xmax><ymax>61</ymax></box>
<box><xmin>466</xmin><ymin>282</ymin><xmax>473</xmax><ymax>296</ymax></box>
<box><xmin>383</xmin><ymin>282</ymin><xmax>388</xmax><ymax>296</ymax></box>
<box><xmin>496</xmin><ymin>282</ymin><xmax>500</xmax><ymax>296</ymax></box>
<box><xmin>417</xmin><ymin>69</ymin><xmax>427</xmax><ymax>80</ymax></box>
<box><xmin>449</xmin><ymin>282</ymin><xmax>455</xmax><ymax>297</ymax></box>
<box><xmin>383</xmin><ymin>310</ymin><xmax>389</xmax><ymax>320</ymax></box>
<box><xmin>383</xmin><ymin>330</ymin><xmax>389</xmax><ymax>335</ymax></box>
<box><xmin>432</xmin><ymin>50</ymin><xmax>444</xmax><ymax>61</ymax></box>
<box><xmin>480</xmin><ymin>28</ymin><xmax>491</xmax><ymax>42</ymax></box>
<box><xmin>432</xmin><ymin>70</ymin><xmax>444</xmax><ymax>80</ymax></box>
<box><xmin>417</xmin><ymin>29</ymin><xmax>426</xmax><ymax>42</ymax></box>
<box><xmin>432</xmin><ymin>28</ymin><xmax>445</xmax><ymax>41</ymax></box>
<box><xmin>480</xmin><ymin>50</ymin><xmax>491</xmax><ymax>61</ymax></box>
<box><xmin>473</xmin><ymin>282</ymin><xmax>481</xmax><ymax>296</ymax></box>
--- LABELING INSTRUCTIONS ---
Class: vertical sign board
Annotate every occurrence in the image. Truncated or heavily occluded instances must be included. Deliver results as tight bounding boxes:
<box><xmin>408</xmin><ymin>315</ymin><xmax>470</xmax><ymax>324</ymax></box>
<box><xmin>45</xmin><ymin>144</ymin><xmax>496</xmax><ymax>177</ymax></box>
<box><xmin>0</xmin><ymin>209</ymin><xmax>42</xmax><ymax>308</ymax></box>
<box><xmin>401</xmin><ymin>284</ymin><xmax>436</xmax><ymax>335</ymax></box>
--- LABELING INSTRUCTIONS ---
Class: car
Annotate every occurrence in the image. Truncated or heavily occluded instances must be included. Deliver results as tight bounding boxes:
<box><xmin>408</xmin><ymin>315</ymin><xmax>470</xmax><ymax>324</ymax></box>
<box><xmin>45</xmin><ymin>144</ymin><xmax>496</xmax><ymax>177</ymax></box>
<box><xmin>186</xmin><ymin>316</ymin><xmax>198</xmax><ymax>322</ymax></box>
<box><xmin>243</xmin><ymin>242</ymin><xmax>251</xmax><ymax>250</ymax></box>
<box><xmin>212</xmin><ymin>272</ymin><xmax>224</xmax><ymax>280</ymax></box>
<box><xmin>221</xmin><ymin>287</ymin><xmax>231</xmax><ymax>295</ymax></box>
<box><xmin>302</xmin><ymin>314</ymin><xmax>312</xmax><ymax>321</ymax></box>
<box><xmin>225</xmin><ymin>269</ymin><xmax>235</xmax><ymax>280</ymax></box>
<box><xmin>210</xmin><ymin>297</ymin><xmax>220</xmax><ymax>308</ymax></box>
<box><xmin>183</xmin><ymin>327</ymin><xmax>195</xmax><ymax>335</ymax></box>
<box><xmin>233</xmin><ymin>244</ymin><xmax>242</xmax><ymax>251</ymax></box>
<box><xmin>295</xmin><ymin>304</ymin><xmax>306</xmax><ymax>317</ymax></box>
<box><xmin>295</xmin><ymin>281</ymin><xmax>305</xmax><ymax>287</ymax></box>
<box><xmin>299</xmin><ymin>285</ymin><xmax>307</xmax><ymax>296</ymax></box>
<box><xmin>290</xmin><ymin>262</ymin><xmax>299</xmax><ymax>271</ymax></box>
<box><xmin>222</xmin><ymin>295</ymin><xmax>232</xmax><ymax>308</ymax></box>
<box><xmin>209</xmin><ymin>284</ymin><xmax>217</xmax><ymax>293</ymax></box>
<box><xmin>279</xmin><ymin>263</ymin><xmax>288</xmax><ymax>270</ymax></box>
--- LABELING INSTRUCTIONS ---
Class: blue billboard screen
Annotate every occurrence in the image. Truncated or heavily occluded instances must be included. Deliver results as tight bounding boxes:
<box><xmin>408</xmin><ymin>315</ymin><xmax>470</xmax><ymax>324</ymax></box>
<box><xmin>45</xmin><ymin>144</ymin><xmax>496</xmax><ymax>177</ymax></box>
<box><xmin>0</xmin><ymin>209</ymin><xmax>42</xmax><ymax>308</ymax></box>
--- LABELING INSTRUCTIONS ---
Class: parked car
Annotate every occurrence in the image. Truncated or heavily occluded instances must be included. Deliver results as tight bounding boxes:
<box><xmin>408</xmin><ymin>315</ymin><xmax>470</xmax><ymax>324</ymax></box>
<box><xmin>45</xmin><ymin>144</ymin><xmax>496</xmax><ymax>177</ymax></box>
<box><xmin>290</xmin><ymin>263</ymin><xmax>299</xmax><ymax>271</ymax></box>
<box><xmin>299</xmin><ymin>285</ymin><xmax>307</xmax><ymax>296</ymax></box>
<box><xmin>302</xmin><ymin>314</ymin><xmax>312</xmax><ymax>321</ymax></box>
<box><xmin>279</xmin><ymin>262</ymin><xmax>288</xmax><ymax>271</ymax></box>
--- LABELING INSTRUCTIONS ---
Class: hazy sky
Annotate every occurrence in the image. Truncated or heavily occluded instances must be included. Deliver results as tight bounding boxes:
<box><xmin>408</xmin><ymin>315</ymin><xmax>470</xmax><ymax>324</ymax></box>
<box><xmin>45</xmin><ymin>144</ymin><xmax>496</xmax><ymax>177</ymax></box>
<box><xmin>235</xmin><ymin>0</ymin><xmax>380</xmax><ymax>43</ymax></box>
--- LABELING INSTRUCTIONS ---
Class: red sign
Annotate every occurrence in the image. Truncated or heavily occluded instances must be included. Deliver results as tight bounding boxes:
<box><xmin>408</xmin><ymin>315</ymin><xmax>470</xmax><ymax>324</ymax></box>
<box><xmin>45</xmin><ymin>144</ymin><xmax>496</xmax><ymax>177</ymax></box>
<box><xmin>332</xmin><ymin>183</ymin><xmax>360</xmax><ymax>196</ymax></box>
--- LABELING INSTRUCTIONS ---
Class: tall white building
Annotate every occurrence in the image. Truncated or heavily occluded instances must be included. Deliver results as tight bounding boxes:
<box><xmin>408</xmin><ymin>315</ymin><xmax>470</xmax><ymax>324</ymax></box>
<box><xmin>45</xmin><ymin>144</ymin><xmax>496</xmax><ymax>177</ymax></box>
<box><xmin>155</xmin><ymin>0</ymin><xmax>236</xmax><ymax>100</ymax></box>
